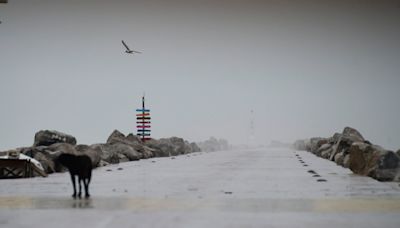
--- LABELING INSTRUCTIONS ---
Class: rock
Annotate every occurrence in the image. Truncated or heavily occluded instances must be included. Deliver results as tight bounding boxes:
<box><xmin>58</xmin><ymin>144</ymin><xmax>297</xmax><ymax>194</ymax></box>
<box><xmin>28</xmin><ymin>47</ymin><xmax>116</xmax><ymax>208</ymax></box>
<box><xmin>321</xmin><ymin>148</ymin><xmax>333</xmax><ymax>159</ymax></box>
<box><xmin>294</xmin><ymin>127</ymin><xmax>399</xmax><ymax>182</ymax></box>
<box><xmin>110</xmin><ymin>143</ymin><xmax>142</xmax><ymax>161</ymax></box>
<box><xmin>75</xmin><ymin>144</ymin><xmax>101</xmax><ymax>167</ymax></box>
<box><xmin>342</xmin><ymin>127</ymin><xmax>365</xmax><ymax>142</ymax></box>
<box><xmin>98</xmin><ymin>160</ymin><xmax>110</xmax><ymax>167</ymax></box>
<box><xmin>126</xmin><ymin>133</ymin><xmax>142</xmax><ymax>144</ymax></box>
<box><xmin>334</xmin><ymin>152</ymin><xmax>345</xmax><ymax>166</ymax></box>
<box><xmin>106</xmin><ymin>130</ymin><xmax>151</xmax><ymax>158</ymax></box>
<box><xmin>145</xmin><ymin>137</ymin><xmax>198</xmax><ymax>157</ymax></box>
<box><xmin>34</xmin><ymin>130</ymin><xmax>76</xmax><ymax>147</ymax></box>
<box><xmin>348</xmin><ymin>142</ymin><xmax>369</xmax><ymax>174</ymax></box>
<box><xmin>343</xmin><ymin>154</ymin><xmax>350</xmax><ymax>168</ymax></box>
<box><xmin>190</xmin><ymin>142</ymin><xmax>201</xmax><ymax>152</ymax></box>
<box><xmin>141</xmin><ymin>146</ymin><xmax>155</xmax><ymax>158</ymax></box>
<box><xmin>32</xmin><ymin>151</ymin><xmax>56</xmax><ymax>173</ymax></box>
<box><xmin>197</xmin><ymin>137</ymin><xmax>230</xmax><ymax>152</ymax></box>
<box><xmin>309</xmin><ymin>137</ymin><xmax>328</xmax><ymax>154</ymax></box>
<box><xmin>48</xmin><ymin>143</ymin><xmax>77</xmax><ymax>155</ymax></box>
<box><xmin>328</xmin><ymin>133</ymin><xmax>342</xmax><ymax>144</ymax></box>
<box><xmin>46</xmin><ymin>143</ymin><xmax>84</xmax><ymax>172</ymax></box>
<box><xmin>90</xmin><ymin>144</ymin><xmax>120</xmax><ymax>164</ymax></box>
<box><xmin>107</xmin><ymin>130</ymin><xmax>142</xmax><ymax>148</ymax></box>
<box><xmin>106</xmin><ymin>130</ymin><xmax>126</xmax><ymax>144</ymax></box>
<box><xmin>168</xmin><ymin>137</ymin><xmax>187</xmax><ymax>155</ymax></box>
<box><xmin>117</xmin><ymin>153</ymin><xmax>129</xmax><ymax>163</ymax></box>
<box><xmin>374</xmin><ymin>169</ymin><xmax>400</xmax><ymax>182</ymax></box>
<box><xmin>329</xmin><ymin>127</ymin><xmax>365</xmax><ymax>161</ymax></box>
<box><xmin>146</xmin><ymin>139</ymin><xmax>173</xmax><ymax>157</ymax></box>
<box><xmin>18</xmin><ymin>146</ymin><xmax>56</xmax><ymax>174</ymax></box>
<box><xmin>316</xmin><ymin>143</ymin><xmax>332</xmax><ymax>156</ymax></box>
<box><xmin>349</xmin><ymin>142</ymin><xmax>400</xmax><ymax>181</ymax></box>
<box><xmin>23</xmin><ymin>145</ymin><xmax>66</xmax><ymax>173</ymax></box>
<box><xmin>91</xmin><ymin>142</ymin><xmax>141</xmax><ymax>163</ymax></box>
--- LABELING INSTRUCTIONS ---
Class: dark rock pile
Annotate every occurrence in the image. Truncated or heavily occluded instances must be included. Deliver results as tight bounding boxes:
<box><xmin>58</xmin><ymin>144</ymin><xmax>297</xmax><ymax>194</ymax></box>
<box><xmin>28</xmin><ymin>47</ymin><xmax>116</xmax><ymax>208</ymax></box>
<box><xmin>293</xmin><ymin>127</ymin><xmax>400</xmax><ymax>182</ymax></box>
<box><xmin>1</xmin><ymin>129</ymin><xmax>201</xmax><ymax>175</ymax></box>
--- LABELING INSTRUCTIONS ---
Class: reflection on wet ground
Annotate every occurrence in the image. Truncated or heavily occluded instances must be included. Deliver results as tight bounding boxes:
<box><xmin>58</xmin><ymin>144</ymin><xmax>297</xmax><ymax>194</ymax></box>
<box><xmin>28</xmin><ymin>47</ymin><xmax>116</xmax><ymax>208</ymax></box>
<box><xmin>1</xmin><ymin>196</ymin><xmax>400</xmax><ymax>213</ymax></box>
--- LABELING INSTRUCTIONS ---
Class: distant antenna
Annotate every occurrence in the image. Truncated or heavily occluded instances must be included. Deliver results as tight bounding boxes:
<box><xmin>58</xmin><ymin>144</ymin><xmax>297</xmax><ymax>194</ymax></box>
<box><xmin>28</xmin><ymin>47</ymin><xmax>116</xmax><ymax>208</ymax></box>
<box><xmin>248</xmin><ymin>109</ymin><xmax>256</xmax><ymax>146</ymax></box>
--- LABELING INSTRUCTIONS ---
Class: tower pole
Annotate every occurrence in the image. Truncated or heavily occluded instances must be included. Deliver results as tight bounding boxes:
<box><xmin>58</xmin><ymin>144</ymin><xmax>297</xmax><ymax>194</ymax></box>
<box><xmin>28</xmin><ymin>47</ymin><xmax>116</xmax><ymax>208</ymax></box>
<box><xmin>142</xmin><ymin>96</ymin><xmax>145</xmax><ymax>141</ymax></box>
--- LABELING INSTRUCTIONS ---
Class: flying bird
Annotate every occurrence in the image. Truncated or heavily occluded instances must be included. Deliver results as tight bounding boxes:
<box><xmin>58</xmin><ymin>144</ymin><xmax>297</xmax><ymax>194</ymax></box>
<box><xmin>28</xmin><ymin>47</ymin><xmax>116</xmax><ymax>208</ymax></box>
<box><xmin>122</xmin><ymin>40</ymin><xmax>141</xmax><ymax>54</ymax></box>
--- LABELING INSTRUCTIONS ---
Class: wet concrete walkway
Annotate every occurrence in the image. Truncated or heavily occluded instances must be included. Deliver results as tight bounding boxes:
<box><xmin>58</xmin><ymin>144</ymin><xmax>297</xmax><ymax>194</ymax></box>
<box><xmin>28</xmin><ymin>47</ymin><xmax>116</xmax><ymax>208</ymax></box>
<box><xmin>1</xmin><ymin>148</ymin><xmax>400</xmax><ymax>227</ymax></box>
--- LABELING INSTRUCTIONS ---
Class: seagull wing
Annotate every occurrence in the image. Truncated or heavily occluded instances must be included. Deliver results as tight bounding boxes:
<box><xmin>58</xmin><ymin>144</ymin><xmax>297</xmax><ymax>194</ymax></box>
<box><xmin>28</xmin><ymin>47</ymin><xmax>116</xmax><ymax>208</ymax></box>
<box><xmin>121</xmin><ymin>40</ymin><xmax>130</xmax><ymax>50</ymax></box>
<box><xmin>132</xmin><ymin>50</ymin><xmax>142</xmax><ymax>54</ymax></box>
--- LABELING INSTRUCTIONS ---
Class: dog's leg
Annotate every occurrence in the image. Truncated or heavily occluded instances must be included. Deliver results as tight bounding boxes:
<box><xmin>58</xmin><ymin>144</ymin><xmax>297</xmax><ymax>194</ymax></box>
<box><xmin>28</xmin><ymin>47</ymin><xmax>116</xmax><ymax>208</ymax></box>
<box><xmin>70</xmin><ymin>173</ymin><xmax>77</xmax><ymax>198</ymax></box>
<box><xmin>84</xmin><ymin>178</ymin><xmax>90</xmax><ymax>198</ymax></box>
<box><xmin>78</xmin><ymin>177</ymin><xmax>82</xmax><ymax>198</ymax></box>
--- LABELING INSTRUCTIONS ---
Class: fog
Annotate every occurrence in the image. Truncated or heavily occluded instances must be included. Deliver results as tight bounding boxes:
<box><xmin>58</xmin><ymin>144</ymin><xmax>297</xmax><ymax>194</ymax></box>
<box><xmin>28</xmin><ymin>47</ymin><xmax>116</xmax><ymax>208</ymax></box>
<box><xmin>0</xmin><ymin>0</ymin><xmax>399</xmax><ymax>150</ymax></box>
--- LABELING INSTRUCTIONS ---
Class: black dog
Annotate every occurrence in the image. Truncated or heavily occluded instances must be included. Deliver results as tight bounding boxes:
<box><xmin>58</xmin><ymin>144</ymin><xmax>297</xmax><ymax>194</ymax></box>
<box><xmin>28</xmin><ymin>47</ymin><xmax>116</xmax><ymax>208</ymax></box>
<box><xmin>57</xmin><ymin>153</ymin><xmax>92</xmax><ymax>198</ymax></box>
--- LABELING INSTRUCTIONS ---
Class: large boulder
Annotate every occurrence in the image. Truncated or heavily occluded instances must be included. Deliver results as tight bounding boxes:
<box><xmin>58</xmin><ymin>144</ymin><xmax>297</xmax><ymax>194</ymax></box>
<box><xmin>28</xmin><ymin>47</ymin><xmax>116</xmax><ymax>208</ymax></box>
<box><xmin>168</xmin><ymin>137</ymin><xmax>186</xmax><ymax>155</ymax></box>
<box><xmin>140</xmin><ymin>145</ymin><xmax>155</xmax><ymax>158</ymax></box>
<box><xmin>90</xmin><ymin>143</ymin><xmax>142</xmax><ymax>163</ymax></box>
<box><xmin>309</xmin><ymin>137</ymin><xmax>328</xmax><ymax>154</ymax></box>
<box><xmin>342</xmin><ymin>127</ymin><xmax>365</xmax><ymax>142</ymax></box>
<box><xmin>126</xmin><ymin>133</ymin><xmax>143</xmax><ymax>144</ymax></box>
<box><xmin>190</xmin><ymin>142</ymin><xmax>201</xmax><ymax>153</ymax></box>
<box><xmin>106</xmin><ymin>130</ymin><xmax>152</xmax><ymax>158</ymax></box>
<box><xmin>75</xmin><ymin>144</ymin><xmax>101</xmax><ymax>167</ymax></box>
<box><xmin>48</xmin><ymin>143</ymin><xmax>77</xmax><ymax>155</ymax></box>
<box><xmin>145</xmin><ymin>137</ymin><xmax>196</xmax><ymax>157</ymax></box>
<box><xmin>146</xmin><ymin>138</ymin><xmax>174</xmax><ymax>157</ymax></box>
<box><xmin>349</xmin><ymin>142</ymin><xmax>400</xmax><ymax>181</ymax></box>
<box><xmin>108</xmin><ymin>143</ymin><xmax>142</xmax><ymax>161</ymax></box>
<box><xmin>107</xmin><ymin>130</ymin><xmax>142</xmax><ymax>146</ymax></box>
<box><xmin>327</xmin><ymin>133</ymin><xmax>342</xmax><ymax>144</ymax></box>
<box><xmin>329</xmin><ymin>127</ymin><xmax>365</xmax><ymax>161</ymax></box>
<box><xmin>317</xmin><ymin>143</ymin><xmax>333</xmax><ymax>158</ymax></box>
<box><xmin>34</xmin><ymin>130</ymin><xmax>77</xmax><ymax>147</ymax></box>
<box><xmin>107</xmin><ymin>130</ymin><xmax>126</xmax><ymax>144</ymax></box>
<box><xmin>89</xmin><ymin>144</ymin><xmax>120</xmax><ymax>164</ymax></box>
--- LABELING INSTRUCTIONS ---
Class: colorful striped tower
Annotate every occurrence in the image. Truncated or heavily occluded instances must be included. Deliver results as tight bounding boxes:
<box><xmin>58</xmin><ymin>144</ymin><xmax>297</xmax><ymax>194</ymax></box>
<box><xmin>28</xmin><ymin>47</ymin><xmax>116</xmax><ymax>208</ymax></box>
<box><xmin>136</xmin><ymin>96</ymin><xmax>151</xmax><ymax>141</ymax></box>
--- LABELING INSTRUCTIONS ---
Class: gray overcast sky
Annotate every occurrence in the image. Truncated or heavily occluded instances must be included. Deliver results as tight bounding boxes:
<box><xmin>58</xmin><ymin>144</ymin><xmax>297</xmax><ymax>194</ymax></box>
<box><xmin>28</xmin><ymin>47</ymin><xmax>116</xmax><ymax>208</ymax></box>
<box><xmin>1</xmin><ymin>0</ymin><xmax>400</xmax><ymax>150</ymax></box>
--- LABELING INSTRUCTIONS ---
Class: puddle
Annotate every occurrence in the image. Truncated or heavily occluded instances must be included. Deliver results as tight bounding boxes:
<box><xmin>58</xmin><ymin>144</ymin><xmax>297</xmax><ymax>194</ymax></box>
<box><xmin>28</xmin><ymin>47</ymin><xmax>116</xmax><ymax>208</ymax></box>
<box><xmin>0</xmin><ymin>197</ymin><xmax>162</xmax><ymax>210</ymax></box>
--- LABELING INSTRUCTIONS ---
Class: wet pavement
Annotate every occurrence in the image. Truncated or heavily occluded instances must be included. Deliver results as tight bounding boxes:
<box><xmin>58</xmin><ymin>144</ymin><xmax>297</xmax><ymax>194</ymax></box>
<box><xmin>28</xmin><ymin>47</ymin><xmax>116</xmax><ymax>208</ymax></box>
<box><xmin>1</xmin><ymin>148</ymin><xmax>400</xmax><ymax>227</ymax></box>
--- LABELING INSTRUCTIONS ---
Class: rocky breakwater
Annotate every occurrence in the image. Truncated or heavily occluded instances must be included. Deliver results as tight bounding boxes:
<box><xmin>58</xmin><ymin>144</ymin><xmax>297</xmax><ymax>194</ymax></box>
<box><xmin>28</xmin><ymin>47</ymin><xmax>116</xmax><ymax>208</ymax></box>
<box><xmin>197</xmin><ymin>137</ymin><xmax>230</xmax><ymax>152</ymax></box>
<box><xmin>1</xmin><ymin>129</ymin><xmax>201</xmax><ymax>176</ymax></box>
<box><xmin>293</xmin><ymin>127</ymin><xmax>400</xmax><ymax>182</ymax></box>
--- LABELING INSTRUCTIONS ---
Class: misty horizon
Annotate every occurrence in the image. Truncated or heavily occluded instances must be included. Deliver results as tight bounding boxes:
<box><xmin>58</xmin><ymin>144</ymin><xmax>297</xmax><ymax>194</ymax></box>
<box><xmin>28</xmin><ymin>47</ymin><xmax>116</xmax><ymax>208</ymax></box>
<box><xmin>1</xmin><ymin>0</ymin><xmax>400</xmax><ymax>151</ymax></box>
